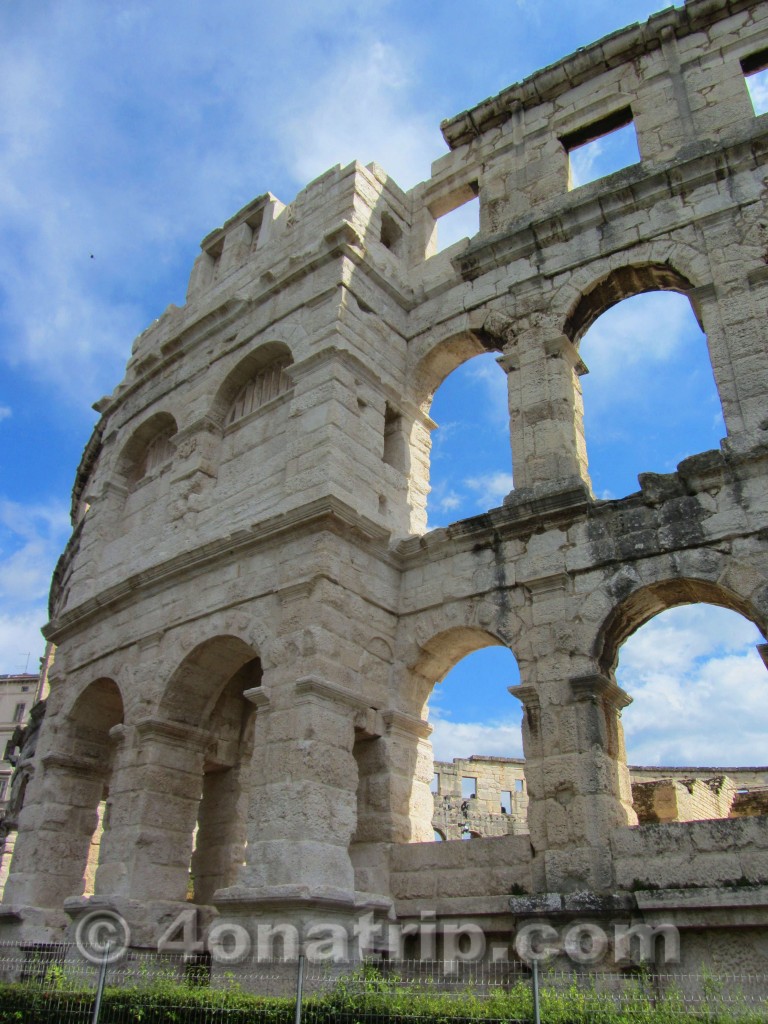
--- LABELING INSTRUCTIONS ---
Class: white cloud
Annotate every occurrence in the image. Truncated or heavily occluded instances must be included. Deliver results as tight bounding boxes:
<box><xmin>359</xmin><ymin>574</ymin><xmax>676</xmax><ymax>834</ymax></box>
<box><xmin>618</xmin><ymin>605</ymin><xmax>768</xmax><ymax>766</ymax></box>
<box><xmin>0</xmin><ymin>609</ymin><xmax>48</xmax><ymax>677</ymax></box>
<box><xmin>0</xmin><ymin>499</ymin><xmax>71</xmax><ymax>599</ymax></box>
<box><xmin>277</xmin><ymin>38</ymin><xmax>438</xmax><ymax>190</ymax></box>
<box><xmin>569</xmin><ymin>138</ymin><xmax>603</xmax><ymax>188</ymax></box>
<box><xmin>580</xmin><ymin>292</ymin><xmax>694</xmax><ymax>385</ymax></box>
<box><xmin>0</xmin><ymin>406</ymin><xmax>10</xmax><ymax>422</ymax></box>
<box><xmin>0</xmin><ymin>3</ymin><xmax>438</xmax><ymax>405</ymax></box>
<box><xmin>0</xmin><ymin>498</ymin><xmax>70</xmax><ymax>672</ymax></box>
<box><xmin>429</xmin><ymin>712</ymin><xmax>524</xmax><ymax>762</ymax></box>
<box><xmin>746</xmin><ymin>69</ymin><xmax>768</xmax><ymax>115</ymax></box>
<box><xmin>435</xmin><ymin>197</ymin><xmax>480</xmax><ymax>252</ymax></box>
<box><xmin>466</xmin><ymin>356</ymin><xmax>509</xmax><ymax>428</ymax></box>
<box><xmin>464</xmin><ymin>471</ymin><xmax>513</xmax><ymax>508</ymax></box>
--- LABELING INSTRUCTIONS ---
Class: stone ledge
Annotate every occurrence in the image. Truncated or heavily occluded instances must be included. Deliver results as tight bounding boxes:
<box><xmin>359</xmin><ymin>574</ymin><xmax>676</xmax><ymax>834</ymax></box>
<box><xmin>634</xmin><ymin>884</ymin><xmax>768</xmax><ymax>911</ymax></box>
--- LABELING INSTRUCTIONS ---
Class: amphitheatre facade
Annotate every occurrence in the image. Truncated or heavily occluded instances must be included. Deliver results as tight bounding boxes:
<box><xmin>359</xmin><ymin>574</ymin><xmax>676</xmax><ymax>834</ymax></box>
<box><xmin>2</xmin><ymin>0</ymin><xmax>768</xmax><ymax>972</ymax></box>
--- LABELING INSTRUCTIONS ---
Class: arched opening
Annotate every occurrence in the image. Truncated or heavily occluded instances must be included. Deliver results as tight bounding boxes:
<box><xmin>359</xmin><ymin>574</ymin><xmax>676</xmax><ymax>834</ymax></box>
<box><xmin>117</xmin><ymin>412</ymin><xmax>178</xmax><ymax>489</ymax></box>
<box><xmin>190</xmin><ymin>656</ymin><xmax>259</xmax><ymax>904</ymax></box>
<box><xmin>567</xmin><ymin>267</ymin><xmax>725</xmax><ymax>499</ymax></box>
<box><xmin>160</xmin><ymin>636</ymin><xmax>262</xmax><ymax>904</ymax></box>
<box><xmin>423</xmin><ymin>351</ymin><xmax>511</xmax><ymax>528</ymax></box>
<box><xmin>602</xmin><ymin>585</ymin><xmax>768</xmax><ymax>825</ymax></box>
<box><xmin>212</xmin><ymin>341</ymin><xmax>294</xmax><ymax>431</ymax></box>
<box><xmin>67</xmin><ymin>679</ymin><xmax>124</xmax><ymax>898</ymax></box>
<box><xmin>417</xmin><ymin>636</ymin><xmax>525</xmax><ymax>841</ymax></box>
<box><xmin>114</xmin><ymin>412</ymin><xmax>179</xmax><ymax>535</ymax></box>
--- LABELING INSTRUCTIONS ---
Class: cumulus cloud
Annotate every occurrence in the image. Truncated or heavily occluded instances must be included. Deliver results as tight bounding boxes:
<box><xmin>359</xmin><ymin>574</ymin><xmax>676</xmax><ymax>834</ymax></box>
<box><xmin>465</xmin><ymin>471</ymin><xmax>513</xmax><ymax>508</ymax></box>
<box><xmin>618</xmin><ymin>605</ymin><xmax>768</xmax><ymax>766</ymax></box>
<box><xmin>429</xmin><ymin>712</ymin><xmax>524</xmax><ymax>762</ymax></box>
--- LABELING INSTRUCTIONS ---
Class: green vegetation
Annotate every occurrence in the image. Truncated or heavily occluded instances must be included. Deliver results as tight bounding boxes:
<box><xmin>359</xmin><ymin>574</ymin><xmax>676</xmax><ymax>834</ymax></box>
<box><xmin>0</xmin><ymin>961</ymin><xmax>764</xmax><ymax>1023</ymax></box>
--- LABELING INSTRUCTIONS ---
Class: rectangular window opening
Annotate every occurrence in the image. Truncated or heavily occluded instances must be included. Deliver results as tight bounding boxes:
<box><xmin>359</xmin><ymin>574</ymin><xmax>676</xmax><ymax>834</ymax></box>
<box><xmin>742</xmin><ymin>49</ymin><xmax>768</xmax><ymax>116</ymax></box>
<box><xmin>562</xmin><ymin>107</ymin><xmax>640</xmax><ymax>190</ymax></box>
<box><xmin>430</xmin><ymin>772</ymin><xmax>440</xmax><ymax>795</ymax></box>
<box><xmin>427</xmin><ymin>182</ymin><xmax>480</xmax><ymax>257</ymax></box>
<box><xmin>383</xmin><ymin>403</ymin><xmax>405</xmax><ymax>472</ymax></box>
<box><xmin>13</xmin><ymin>703</ymin><xmax>26</xmax><ymax>723</ymax></box>
<box><xmin>500</xmin><ymin>790</ymin><xmax>512</xmax><ymax>814</ymax></box>
<box><xmin>461</xmin><ymin>776</ymin><xmax>477</xmax><ymax>799</ymax></box>
<box><xmin>380</xmin><ymin>212</ymin><xmax>404</xmax><ymax>256</ymax></box>
<box><xmin>515</xmin><ymin>778</ymin><xmax>524</xmax><ymax>793</ymax></box>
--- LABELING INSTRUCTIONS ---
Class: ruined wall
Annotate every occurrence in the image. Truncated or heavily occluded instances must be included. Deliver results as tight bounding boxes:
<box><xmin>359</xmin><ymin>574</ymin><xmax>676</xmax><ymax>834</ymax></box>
<box><xmin>1</xmin><ymin>0</ymin><xmax>767</xmax><ymax>964</ymax></box>
<box><xmin>432</xmin><ymin>756</ymin><xmax>529</xmax><ymax>839</ymax></box>
<box><xmin>432</xmin><ymin>759</ymin><xmax>768</xmax><ymax>836</ymax></box>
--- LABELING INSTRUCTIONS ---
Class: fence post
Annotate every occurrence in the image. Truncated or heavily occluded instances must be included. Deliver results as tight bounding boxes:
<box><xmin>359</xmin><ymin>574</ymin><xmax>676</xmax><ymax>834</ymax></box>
<box><xmin>294</xmin><ymin>954</ymin><xmax>306</xmax><ymax>1024</ymax></box>
<box><xmin>91</xmin><ymin>941</ymin><xmax>110</xmax><ymax>1024</ymax></box>
<box><xmin>531</xmin><ymin>958</ymin><xmax>541</xmax><ymax>1024</ymax></box>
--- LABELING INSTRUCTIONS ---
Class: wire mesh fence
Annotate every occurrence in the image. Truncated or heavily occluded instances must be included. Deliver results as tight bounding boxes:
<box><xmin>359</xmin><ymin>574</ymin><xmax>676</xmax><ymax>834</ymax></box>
<box><xmin>0</xmin><ymin>943</ymin><xmax>765</xmax><ymax>1022</ymax></box>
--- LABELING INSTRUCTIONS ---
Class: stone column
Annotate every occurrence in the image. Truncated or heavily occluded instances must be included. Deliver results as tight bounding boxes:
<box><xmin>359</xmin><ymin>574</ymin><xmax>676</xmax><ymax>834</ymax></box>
<box><xmin>221</xmin><ymin>677</ymin><xmax>360</xmax><ymax>901</ymax></box>
<box><xmin>691</xmin><ymin>279</ymin><xmax>768</xmax><ymax>451</ymax></box>
<box><xmin>501</xmin><ymin>328</ymin><xmax>592</xmax><ymax>498</ymax></box>
<box><xmin>350</xmin><ymin>711</ymin><xmax>433</xmax><ymax>896</ymax></box>
<box><xmin>93</xmin><ymin>718</ymin><xmax>208</xmax><ymax>903</ymax></box>
<box><xmin>2</xmin><ymin>752</ymin><xmax>106</xmax><ymax>910</ymax></box>
<box><xmin>190</xmin><ymin>764</ymin><xmax>250</xmax><ymax>906</ymax></box>
<box><xmin>0</xmin><ymin>828</ymin><xmax>16</xmax><ymax>902</ymax></box>
<box><xmin>511</xmin><ymin>672</ymin><xmax>635</xmax><ymax>894</ymax></box>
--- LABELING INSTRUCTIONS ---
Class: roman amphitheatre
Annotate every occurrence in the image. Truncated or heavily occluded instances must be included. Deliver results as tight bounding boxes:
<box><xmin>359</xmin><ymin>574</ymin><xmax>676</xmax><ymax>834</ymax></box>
<box><xmin>1</xmin><ymin>0</ymin><xmax>767</xmax><ymax>974</ymax></box>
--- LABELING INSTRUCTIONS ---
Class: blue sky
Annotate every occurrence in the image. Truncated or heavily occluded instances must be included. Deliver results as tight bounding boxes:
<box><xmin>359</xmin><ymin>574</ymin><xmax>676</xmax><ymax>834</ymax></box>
<box><xmin>1</xmin><ymin>1</ymin><xmax>766</xmax><ymax>769</ymax></box>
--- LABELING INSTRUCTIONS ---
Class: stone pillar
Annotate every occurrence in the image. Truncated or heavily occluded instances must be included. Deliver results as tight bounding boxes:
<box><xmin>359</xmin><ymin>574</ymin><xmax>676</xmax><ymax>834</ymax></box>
<box><xmin>221</xmin><ymin>677</ymin><xmax>359</xmax><ymax>900</ymax></box>
<box><xmin>511</xmin><ymin>672</ymin><xmax>635</xmax><ymax>893</ymax></box>
<box><xmin>93</xmin><ymin>718</ymin><xmax>207</xmax><ymax>903</ymax></box>
<box><xmin>2</xmin><ymin>753</ymin><xmax>106</xmax><ymax>910</ymax></box>
<box><xmin>501</xmin><ymin>329</ymin><xmax>592</xmax><ymax>497</ymax></box>
<box><xmin>350</xmin><ymin>711</ymin><xmax>433</xmax><ymax>896</ymax></box>
<box><xmin>691</xmin><ymin>279</ymin><xmax>768</xmax><ymax>451</ymax></box>
<box><xmin>190</xmin><ymin>765</ymin><xmax>249</xmax><ymax>905</ymax></box>
<box><xmin>0</xmin><ymin>828</ymin><xmax>16</xmax><ymax>901</ymax></box>
<box><xmin>167</xmin><ymin>417</ymin><xmax>220</xmax><ymax>531</ymax></box>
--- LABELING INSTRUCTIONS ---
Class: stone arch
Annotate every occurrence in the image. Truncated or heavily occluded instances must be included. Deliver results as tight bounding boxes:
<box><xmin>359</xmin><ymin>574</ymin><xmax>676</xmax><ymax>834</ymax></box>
<box><xmin>410</xmin><ymin>624</ymin><xmax>519</xmax><ymax>715</ymax></box>
<box><xmin>563</xmin><ymin>262</ymin><xmax>698</xmax><ymax>345</ymax></box>
<box><xmin>41</xmin><ymin>678</ymin><xmax>126</xmax><ymax>901</ymax></box>
<box><xmin>595</xmin><ymin>576</ymin><xmax>768</xmax><ymax>678</ymax></box>
<box><xmin>156</xmin><ymin>635</ymin><xmax>263</xmax><ymax>904</ymax></box>
<box><xmin>159</xmin><ymin>634</ymin><xmax>263</xmax><ymax>727</ymax></box>
<box><xmin>210</xmin><ymin>340</ymin><xmax>294</xmax><ymax>430</ymax></box>
<box><xmin>410</xmin><ymin>316</ymin><xmax>514</xmax><ymax>416</ymax></box>
<box><xmin>114</xmin><ymin>411</ymin><xmax>178</xmax><ymax>489</ymax></box>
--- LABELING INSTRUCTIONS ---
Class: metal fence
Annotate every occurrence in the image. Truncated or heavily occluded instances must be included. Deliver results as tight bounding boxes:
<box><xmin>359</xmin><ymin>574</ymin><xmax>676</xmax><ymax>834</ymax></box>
<box><xmin>0</xmin><ymin>943</ymin><xmax>765</xmax><ymax>1022</ymax></box>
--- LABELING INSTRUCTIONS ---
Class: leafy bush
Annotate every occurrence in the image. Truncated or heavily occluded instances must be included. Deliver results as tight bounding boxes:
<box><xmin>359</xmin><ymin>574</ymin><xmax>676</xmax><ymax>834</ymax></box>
<box><xmin>0</xmin><ymin>963</ymin><xmax>764</xmax><ymax>1024</ymax></box>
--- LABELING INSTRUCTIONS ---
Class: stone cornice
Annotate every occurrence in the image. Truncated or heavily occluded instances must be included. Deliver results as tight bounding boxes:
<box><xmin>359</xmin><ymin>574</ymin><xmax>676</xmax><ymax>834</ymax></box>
<box><xmin>455</xmin><ymin>129</ymin><xmax>768</xmax><ymax>284</ymax></box>
<box><xmin>133</xmin><ymin>716</ymin><xmax>211</xmax><ymax>746</ymax></box>
<box><xmin>44</xmin><ymin>496</ymin><xmax>395</xmax><ymax>646</ymax></box>
<box><xmin>381</xmin><ymin>709</ymin><xmax>432</xmax><ymax>740</ymax></box>
<box><xmin>441</xmin><ymin>0</ymin><xmax>757</xmax><ymax>149</ymax></box>
<box><xmin>570</xmin><ymin>673</ymin><xmax>632</xmax><ymax>710</ymax></box>
<box><xmin>40</xmin><ymin>752</ymin><xmax>107</xmax><ymax>777</ymax></box>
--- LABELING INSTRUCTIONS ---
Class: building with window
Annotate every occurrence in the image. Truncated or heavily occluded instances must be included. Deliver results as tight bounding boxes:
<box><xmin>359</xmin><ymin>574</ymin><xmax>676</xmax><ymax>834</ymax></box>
<box><xmin>0</xmin><ymin>674</ymin><xmax>39</xmax><ymax>818</ymax></box>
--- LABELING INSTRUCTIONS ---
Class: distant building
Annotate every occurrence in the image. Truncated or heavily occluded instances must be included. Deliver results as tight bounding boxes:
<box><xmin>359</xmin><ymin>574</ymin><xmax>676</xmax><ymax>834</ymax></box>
<box><xmin>0</xmin><ymin>674</ymin><xmax>40</xmax><ymax>817</ymax></box>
